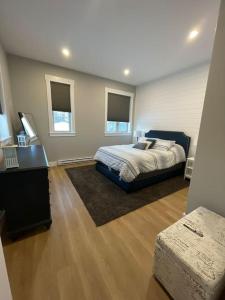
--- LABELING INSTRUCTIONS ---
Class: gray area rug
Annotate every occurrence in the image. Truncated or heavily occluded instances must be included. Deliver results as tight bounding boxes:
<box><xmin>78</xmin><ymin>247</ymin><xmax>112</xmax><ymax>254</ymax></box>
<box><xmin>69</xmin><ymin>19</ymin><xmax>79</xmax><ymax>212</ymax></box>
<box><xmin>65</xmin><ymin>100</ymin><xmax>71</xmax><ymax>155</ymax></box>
<box><xmin>66</xmin><ymin>165</ymin><xmax>189</xmax><ymax>226</ymax></box>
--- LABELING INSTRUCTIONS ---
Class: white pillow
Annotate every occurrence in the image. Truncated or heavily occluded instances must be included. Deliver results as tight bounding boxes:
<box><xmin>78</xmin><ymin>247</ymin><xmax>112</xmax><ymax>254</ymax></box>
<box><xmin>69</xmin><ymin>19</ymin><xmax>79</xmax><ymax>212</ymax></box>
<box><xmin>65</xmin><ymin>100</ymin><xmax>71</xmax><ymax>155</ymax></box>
<box><xmin>152</xmin><ymin>139</ymin><xmax>175</xmax><ymax>151</ymax></box>
<box><xmin>133</xmin><ymin>141</ymin><xmax>152</xmax><ymax>150</ymax></box>
<box><xmin>139</xmin><ymin>137</ymin><xmax>158</xmax><ymax>142</ymax></box>
<box><xmin>138</xmin><ymin>137</ymin><xmax>148</xmax><ymax>143</ymax></box>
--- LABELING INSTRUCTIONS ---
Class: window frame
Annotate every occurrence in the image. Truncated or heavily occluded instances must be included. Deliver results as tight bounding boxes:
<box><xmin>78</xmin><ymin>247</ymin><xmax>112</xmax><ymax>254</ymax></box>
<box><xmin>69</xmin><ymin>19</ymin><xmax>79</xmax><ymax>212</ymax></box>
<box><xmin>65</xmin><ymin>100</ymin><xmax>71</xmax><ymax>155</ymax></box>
<box><xmin>105</xmin><ymin>88</ymin><xmax>134</xmax><ymax>136</ymax></box>
<box><xmin>45</xmin><ymin>74</ymin><xmax>76</xmax><ymax>136</ymax></box>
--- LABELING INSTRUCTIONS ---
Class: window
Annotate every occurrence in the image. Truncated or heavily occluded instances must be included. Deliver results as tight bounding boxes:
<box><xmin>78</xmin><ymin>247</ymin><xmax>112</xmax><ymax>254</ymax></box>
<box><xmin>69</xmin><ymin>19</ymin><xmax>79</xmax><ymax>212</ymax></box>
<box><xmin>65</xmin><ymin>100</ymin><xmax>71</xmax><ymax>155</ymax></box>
<box><xmin>45</xmin><ymin>75</ymin><xmax>75</xmax><ymax>136</ymax></box>
<box><xmin>105</xmin><ymin>88</ymin><xmax>134</xmax><ymax>135</ymax></box>
<box><xmin>106</xmin><ymin>121</ymin><xmax>129</xmax><ymax>133</ymax></box>
<box><xmin>53</xmin><ymin>111</ymin><xmax>71</xmax><ymax>132</ymax></box>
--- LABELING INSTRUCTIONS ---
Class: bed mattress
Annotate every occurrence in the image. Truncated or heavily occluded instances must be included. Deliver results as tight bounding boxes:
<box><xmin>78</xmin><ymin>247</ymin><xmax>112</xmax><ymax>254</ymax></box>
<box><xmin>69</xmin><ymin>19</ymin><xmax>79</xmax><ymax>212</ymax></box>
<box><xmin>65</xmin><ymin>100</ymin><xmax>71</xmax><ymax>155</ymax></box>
<box><xmin>94</xmin><ymin>144</ymin><xmax>186</xmax><ymax>183</ymax></box>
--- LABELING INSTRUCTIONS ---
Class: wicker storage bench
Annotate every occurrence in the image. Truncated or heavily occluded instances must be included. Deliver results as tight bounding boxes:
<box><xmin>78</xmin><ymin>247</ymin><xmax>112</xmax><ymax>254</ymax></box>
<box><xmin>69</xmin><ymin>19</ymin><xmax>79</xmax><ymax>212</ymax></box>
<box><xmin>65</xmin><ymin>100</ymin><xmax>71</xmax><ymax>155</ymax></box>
<box><xmin>154</xmin><ymin>207</ymin><xmax>225</xmax><ymax>300</ymax></box>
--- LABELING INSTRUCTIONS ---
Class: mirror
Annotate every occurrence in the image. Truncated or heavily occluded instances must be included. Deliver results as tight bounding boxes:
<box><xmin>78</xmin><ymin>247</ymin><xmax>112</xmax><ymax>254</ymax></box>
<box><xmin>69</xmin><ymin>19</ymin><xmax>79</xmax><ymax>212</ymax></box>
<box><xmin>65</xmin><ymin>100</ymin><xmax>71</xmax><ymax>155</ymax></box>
<box><xmin>18</xmin><ymin>112</ymin><xmax>40</xmax><ymax>144</ymax></box>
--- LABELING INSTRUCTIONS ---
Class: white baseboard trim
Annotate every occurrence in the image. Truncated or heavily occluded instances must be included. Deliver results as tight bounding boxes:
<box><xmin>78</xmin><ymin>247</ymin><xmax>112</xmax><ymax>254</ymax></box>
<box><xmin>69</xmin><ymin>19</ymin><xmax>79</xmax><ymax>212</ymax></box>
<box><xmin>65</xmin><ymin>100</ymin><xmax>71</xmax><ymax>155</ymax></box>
<box><xmin>49</xmin><ymin>156</ymin><xmax>94</xmax><ymax>167</ymax></box>
<box><xmin>48</xmin><ymin>161</ymin><xmax>58</xmax><ymax>167</ymax></box>
<box><xmin>58</xmin><ymin>156</ymin><xmax>94</xmax><ymax>165</ymax></box>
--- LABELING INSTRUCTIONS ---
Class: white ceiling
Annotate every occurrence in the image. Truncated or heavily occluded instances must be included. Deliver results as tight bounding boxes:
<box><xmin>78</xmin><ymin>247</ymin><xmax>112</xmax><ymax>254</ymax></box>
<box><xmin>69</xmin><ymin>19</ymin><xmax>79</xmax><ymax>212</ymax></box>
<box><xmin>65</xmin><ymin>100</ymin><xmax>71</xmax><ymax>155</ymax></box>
<box><xmin>0</xmin><ymin>0</ymin><xmax>220</xmax><ymax>85</ymax></box>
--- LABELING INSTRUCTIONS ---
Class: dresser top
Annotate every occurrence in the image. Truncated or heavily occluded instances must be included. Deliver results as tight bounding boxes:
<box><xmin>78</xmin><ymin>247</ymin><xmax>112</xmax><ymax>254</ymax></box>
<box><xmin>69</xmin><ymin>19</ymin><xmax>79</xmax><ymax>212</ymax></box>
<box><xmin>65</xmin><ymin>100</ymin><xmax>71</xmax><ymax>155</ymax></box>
<box><xmin>0</xmin><ymin>145</ymin><xmax>49</xmax><ymax>173</ymax></box>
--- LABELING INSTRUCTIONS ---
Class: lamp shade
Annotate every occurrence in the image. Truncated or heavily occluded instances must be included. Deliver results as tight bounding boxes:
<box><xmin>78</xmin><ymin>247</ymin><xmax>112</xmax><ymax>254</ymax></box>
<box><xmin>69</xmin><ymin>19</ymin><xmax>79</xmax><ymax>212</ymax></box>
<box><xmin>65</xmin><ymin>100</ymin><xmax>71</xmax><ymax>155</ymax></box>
<box><xmin>134</xmin><ymin>130</ymin><xmax>143</xmax><ymax>138</ymax></box>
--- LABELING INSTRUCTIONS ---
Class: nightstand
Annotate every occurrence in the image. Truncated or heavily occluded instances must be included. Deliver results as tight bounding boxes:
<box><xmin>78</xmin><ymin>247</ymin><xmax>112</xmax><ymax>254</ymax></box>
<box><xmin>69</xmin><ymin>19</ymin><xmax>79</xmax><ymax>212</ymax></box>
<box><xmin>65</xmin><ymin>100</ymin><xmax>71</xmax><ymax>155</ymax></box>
<box><xmin>184</xmin><ymin>157</ymin><xmax>194</xmax><ymax>180</ymax></box>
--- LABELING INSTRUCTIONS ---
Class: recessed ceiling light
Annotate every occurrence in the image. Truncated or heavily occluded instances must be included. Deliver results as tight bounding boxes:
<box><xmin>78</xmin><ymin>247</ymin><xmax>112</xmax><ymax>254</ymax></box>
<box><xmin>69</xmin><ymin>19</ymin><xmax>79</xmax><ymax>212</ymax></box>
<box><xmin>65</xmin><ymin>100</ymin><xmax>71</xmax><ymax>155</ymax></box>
<box><xmin>123</xmin><ymin>69</ymin><xmax>130</xmax><ymax>76</ymax></box>
<box><xmin>188</xmin><ymin>30</ymin><xmax>199</xmax><ymax>40</ymax></box>
<box><xmin>62</xmin><ymin>48</ymin><xmax>70</xmax><ymax>57</ymax></box>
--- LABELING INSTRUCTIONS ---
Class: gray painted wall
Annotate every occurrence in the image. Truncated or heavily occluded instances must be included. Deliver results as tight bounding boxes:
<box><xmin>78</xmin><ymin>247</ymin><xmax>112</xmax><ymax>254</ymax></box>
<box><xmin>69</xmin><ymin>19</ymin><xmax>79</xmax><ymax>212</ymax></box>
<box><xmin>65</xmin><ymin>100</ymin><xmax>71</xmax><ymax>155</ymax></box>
<box><xmin>0</xmin><ymin>42</ymin><xmax>14</xmax><ymax>144</ymax></box>
<box><xmin>8</xmin><ymin>55</ymin><xmax>135</xmax><ymax>161</ymax></box>
<box><xmin>187</xmin><ymin>0</ymin><xmax>225</xmax><ymax>216</ymax></box>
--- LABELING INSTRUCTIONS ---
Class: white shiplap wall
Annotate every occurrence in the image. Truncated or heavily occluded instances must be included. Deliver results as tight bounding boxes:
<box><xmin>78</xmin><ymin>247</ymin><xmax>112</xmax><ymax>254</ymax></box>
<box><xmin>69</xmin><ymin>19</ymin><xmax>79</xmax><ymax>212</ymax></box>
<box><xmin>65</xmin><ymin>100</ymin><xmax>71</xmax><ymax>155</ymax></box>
<box><xmin>134</xmin><ymin>64</ymin><xmax>209</xmax><ymax>155</ymax></box>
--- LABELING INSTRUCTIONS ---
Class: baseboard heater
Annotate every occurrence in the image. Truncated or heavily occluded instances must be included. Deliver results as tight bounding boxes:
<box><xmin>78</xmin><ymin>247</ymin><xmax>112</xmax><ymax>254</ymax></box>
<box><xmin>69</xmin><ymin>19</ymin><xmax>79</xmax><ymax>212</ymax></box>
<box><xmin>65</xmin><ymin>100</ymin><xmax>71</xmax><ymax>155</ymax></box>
<box><xmin>57</xmin><ymin>156</ymin><xmax>94</xmax><ymax>165</ymax></box>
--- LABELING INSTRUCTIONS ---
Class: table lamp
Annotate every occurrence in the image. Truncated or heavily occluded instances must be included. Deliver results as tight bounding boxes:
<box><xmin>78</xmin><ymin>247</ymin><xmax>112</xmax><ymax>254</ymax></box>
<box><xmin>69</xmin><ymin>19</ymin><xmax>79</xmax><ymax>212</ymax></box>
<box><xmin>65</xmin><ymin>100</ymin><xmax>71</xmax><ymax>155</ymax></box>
<box><xmin>134</xmin><ymin>130</ymin><xmax>143</xmax><ymax>142</ymax></box>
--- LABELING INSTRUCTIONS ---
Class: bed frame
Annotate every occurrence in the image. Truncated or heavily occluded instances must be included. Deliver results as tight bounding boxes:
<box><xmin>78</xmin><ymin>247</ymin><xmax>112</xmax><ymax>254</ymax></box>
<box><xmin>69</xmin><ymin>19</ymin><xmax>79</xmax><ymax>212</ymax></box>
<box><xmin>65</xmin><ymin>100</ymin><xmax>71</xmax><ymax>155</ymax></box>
<box><xmin>96</xmin><ymin>130</ymin><xmax>191</xmax><ymax>192</ymax></box>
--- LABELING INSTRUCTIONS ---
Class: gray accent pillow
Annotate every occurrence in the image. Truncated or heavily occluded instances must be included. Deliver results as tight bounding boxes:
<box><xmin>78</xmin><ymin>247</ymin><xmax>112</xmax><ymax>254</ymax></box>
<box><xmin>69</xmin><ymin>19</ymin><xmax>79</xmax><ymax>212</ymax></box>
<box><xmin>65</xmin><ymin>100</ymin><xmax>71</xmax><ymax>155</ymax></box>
<box><xmin>133</xmin><ymin>142</ymin><xmax>147</xmax><ymax>150</ymax></box>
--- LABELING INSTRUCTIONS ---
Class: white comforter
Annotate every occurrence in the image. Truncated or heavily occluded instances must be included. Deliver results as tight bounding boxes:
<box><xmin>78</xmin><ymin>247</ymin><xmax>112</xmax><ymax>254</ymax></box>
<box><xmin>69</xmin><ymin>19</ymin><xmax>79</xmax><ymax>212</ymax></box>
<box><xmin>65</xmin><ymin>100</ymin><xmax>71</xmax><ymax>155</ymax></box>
<box><xmin>94</xmin><ymin>144</ymin><xmax>186</xmax><ymax>182</ymax></box>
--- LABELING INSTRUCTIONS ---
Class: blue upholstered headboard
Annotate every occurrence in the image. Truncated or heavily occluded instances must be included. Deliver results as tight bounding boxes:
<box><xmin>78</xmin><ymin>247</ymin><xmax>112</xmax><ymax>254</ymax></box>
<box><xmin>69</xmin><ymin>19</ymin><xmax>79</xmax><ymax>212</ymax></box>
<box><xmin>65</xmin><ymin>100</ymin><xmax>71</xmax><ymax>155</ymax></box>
<box><xmin>145</xmin><ymin>130</ymin><xmax>191</xmax><ymax>157</ymax></box>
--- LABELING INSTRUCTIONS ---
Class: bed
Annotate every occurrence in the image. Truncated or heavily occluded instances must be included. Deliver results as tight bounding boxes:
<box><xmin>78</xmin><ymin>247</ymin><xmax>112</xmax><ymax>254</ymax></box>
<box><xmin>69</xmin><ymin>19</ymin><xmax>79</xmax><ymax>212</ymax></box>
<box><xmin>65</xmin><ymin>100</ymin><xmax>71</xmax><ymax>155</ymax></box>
<box><xmin>95</xmin><ymin>130</ymin><xmax>191</xmax><ymax>192</ymax></box>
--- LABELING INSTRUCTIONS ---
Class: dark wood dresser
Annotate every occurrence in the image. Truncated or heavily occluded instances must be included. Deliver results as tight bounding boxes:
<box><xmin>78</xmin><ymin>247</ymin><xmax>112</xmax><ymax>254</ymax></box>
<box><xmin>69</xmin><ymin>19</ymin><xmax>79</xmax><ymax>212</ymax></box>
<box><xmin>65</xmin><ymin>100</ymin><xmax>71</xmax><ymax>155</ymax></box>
<box><xmin>0</xmin><ymin>145</ymin><xmax>52</xmax><ymax>238</ymax></box>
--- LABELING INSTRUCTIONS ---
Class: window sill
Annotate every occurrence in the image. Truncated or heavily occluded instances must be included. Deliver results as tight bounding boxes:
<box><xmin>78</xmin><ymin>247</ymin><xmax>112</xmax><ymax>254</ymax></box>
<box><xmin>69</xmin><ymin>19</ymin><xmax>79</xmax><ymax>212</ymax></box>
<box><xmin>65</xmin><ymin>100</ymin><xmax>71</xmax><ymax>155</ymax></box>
<box><xmin>104</xmin><ymin>132</ymin><xmax>132</xmax><ymax>137</ymax></box>
<box><xmin>49</xmin><ymin>132</ymin><xmax>76</xmax><ymax>137</ymax></box>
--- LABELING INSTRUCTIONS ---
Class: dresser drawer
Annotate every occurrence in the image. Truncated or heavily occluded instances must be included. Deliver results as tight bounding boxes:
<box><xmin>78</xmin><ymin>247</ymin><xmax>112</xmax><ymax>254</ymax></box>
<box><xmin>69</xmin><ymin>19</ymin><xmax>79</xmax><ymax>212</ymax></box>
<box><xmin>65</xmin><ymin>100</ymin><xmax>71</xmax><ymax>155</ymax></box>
<box><xmin>0</xmin><ymin>167</ymin><xmax>51</xmax><ymax>237</ymax></box>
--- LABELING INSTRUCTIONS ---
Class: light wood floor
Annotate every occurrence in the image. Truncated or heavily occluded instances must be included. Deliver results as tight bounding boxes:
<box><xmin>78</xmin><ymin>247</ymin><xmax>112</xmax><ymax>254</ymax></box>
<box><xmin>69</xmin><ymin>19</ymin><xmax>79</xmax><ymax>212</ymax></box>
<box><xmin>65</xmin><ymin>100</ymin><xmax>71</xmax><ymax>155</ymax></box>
<box><xmin>3</xmin><ymin>163</ymin><xmax>188</xmax><ymax>300</ymax></box>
